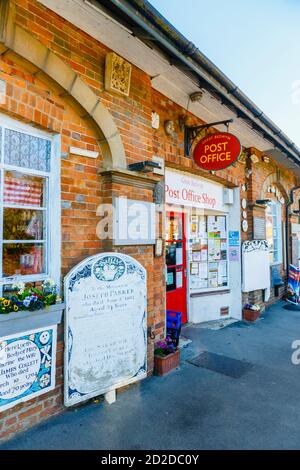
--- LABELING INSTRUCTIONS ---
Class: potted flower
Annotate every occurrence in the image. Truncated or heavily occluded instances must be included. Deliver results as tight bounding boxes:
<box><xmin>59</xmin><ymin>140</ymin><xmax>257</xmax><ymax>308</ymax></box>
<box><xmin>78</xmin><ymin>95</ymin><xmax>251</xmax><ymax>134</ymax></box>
<box><xmin>242</xmin><ymin>303</ymin><xmax>261</xmax><ymax>322</ymax></box>
<box><xmin>154</xmin><ymin>337</ymin><xmax>180</xmax><ymax>376</ymax></box>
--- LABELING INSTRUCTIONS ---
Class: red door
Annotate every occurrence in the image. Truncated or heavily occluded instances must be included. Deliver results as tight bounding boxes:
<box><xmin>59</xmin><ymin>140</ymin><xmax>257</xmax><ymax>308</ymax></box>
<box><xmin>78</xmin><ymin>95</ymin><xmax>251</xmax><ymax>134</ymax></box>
<box><xmin>165</xmin><ymin>211</ymin><xmax>187</xmax><ymax>324</ymax></box>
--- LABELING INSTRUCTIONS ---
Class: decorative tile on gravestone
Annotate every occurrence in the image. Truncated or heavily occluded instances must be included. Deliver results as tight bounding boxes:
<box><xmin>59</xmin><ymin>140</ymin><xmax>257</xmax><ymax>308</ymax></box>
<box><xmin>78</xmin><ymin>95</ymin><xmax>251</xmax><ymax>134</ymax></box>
<box><xmin>0</xmin><ymin>326</ymin><xmax>57</xmax><ymax>412</ymax></box>
<box><xmin>64</xmin><ymin>253</ymin><xmax>147</xmax><ymax>408</ymax></box>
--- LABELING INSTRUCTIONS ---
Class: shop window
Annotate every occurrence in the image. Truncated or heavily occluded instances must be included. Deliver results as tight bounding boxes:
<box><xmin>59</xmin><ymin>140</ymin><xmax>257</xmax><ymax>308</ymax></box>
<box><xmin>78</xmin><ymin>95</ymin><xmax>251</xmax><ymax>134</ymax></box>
<box><xmin>188</xmin><ymin>214</ymin><xmax>228</xmax><ymax>290</ymax></box>
<box><xmin>266</xmin><ymin>201</ymin><xmax>282</xmax><ymax>264</ymax></box>
<box><xmin>0</xmin><ymin>118</ymin><xmax>60</xmax><ymax>291</ymax></box>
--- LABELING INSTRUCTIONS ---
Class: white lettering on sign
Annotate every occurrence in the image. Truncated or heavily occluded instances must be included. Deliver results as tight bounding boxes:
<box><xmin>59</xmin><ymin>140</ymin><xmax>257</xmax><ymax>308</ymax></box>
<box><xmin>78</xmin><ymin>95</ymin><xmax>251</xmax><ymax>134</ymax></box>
<box><xmin>0</xmin><ymin>326</ymin><xmax>57</xmax><ymax>412</ymax></box>
<box><xmin>64</xmin><ymin>252</ymin><xmax>147</xmax><ymax>407</ymax></box>
<box><xmin>165</xmin><ymin>169</ymin><xmax>227</xmax><ymax>212</ymax></box>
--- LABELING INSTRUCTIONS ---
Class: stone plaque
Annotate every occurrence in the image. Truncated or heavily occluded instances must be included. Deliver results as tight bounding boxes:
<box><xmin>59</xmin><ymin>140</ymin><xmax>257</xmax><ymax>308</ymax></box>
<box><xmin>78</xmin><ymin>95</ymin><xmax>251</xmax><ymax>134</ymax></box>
<box><xmin>0</xmin><ymin>326</ymin><xmax>57</xmax><ymax>412</ymax></box>
<box><xmin>64</xmin><ymin>253</ymin><xmax>147</xmax><ymax>407</ymax></box>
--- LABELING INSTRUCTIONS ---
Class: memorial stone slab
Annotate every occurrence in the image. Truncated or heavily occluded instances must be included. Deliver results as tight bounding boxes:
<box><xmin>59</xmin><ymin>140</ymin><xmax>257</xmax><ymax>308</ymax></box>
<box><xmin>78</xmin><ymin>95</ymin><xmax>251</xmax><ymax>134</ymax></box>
<box><xmin>64</xmin><ymin>252</ymin><xmax>147</xmax><ymax>407</ymax></box>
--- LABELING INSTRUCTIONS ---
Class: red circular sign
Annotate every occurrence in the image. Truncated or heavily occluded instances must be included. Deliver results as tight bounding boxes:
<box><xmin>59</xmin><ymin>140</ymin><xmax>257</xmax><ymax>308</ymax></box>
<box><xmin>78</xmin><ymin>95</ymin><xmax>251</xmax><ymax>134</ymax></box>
<box><xmin>193</xmin><ymin>132</ymin><xmax>242</xmax><ymax>171</ymax></box>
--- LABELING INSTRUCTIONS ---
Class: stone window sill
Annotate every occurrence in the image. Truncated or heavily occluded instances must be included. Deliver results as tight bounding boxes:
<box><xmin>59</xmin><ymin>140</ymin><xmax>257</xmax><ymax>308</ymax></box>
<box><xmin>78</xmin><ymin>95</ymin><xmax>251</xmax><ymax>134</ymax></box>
<box><xmin>0</xmin><ymin>303</ymin><xmax>65</xmax><ymax>337</ymax></box>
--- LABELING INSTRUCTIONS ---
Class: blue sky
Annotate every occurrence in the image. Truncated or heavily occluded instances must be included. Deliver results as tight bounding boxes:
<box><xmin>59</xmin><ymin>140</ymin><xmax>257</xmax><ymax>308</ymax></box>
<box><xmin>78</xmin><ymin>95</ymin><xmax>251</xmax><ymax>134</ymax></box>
<box><xmin>150</xmin><ymin>0</ymin><xmax>300</xmax><ymax>146</ymax></box>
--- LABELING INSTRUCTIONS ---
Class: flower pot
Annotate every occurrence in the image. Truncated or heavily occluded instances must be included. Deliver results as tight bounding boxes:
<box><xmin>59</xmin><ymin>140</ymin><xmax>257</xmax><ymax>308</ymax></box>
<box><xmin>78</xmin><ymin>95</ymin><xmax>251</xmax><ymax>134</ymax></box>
<box><xmin>154</xmin><ymin>349</ymin><xmax>180</xmax><ymax>376</ymax></box>
<box><xmin>243</xmin><ymin>308</ymin><xmax>260</xmax><ymax>322</ymax></box>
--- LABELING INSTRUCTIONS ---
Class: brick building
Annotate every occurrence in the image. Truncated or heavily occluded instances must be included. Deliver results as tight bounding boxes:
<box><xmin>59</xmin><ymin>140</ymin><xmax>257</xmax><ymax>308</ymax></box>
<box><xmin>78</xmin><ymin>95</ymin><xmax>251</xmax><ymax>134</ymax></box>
<box><xmin>0</xmin><ymin>0</ymin><xmax>299</xmax><ymax>442</ymax></box>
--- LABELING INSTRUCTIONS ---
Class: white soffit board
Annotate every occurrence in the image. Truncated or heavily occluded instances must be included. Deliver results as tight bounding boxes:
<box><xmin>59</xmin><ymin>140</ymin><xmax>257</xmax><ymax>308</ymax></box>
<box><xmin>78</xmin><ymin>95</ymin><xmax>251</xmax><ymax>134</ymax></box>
<box><xmin>40</xmin><ymin>0</ymin><xmax>299</xmax><ymax>167</ymax></box>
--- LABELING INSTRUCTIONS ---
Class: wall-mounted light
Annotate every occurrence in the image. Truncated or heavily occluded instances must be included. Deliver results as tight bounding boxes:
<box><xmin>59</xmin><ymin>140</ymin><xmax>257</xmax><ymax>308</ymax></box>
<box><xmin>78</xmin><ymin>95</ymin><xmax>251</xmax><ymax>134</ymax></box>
<box><xmin>128</xmin><ymin>161</ymin><xmax>161</xmax><ymax>173</ymax></box>
<box><xmin>245</xmin><ymin>167</ymin><xmax>253</xmax><ymax>178</ymax></box>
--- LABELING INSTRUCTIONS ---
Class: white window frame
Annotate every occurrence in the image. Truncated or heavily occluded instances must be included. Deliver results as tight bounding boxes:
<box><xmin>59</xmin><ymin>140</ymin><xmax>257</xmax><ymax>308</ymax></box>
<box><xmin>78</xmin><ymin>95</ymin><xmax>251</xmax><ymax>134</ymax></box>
<box><xmin>0</xmin><ymin>115</ymin><xmax>61</xmax><ymax>293</ymax></box>
<box><xmin>266</xmin><ymin>200</ymin><xmax>283</xmax><ymax>265</ymax></box>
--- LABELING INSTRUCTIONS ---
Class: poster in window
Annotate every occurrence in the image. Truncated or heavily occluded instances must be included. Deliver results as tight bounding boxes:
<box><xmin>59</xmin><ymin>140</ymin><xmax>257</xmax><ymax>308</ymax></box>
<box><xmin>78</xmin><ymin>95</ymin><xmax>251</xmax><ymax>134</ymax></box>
<box><xmin>190</xmin><ymin>215</ymin><xmax>198</xmax><ymax>236</ymax></box>
<box><xmin>200</xmin><ymin>240</ymin><xmax>208</xmax><ymax>261</ymax></box>
<box><xmin>208</xmin><ymin>216</ymin><xmax>219</xmax><ymax>233</ymax></box>
<box><xmin>208</xmin><ymin>268</ymin><xmax>218</xmax><ymax>288</ymax></box>
<box><xmin>229</xmin><ymin>246</ymin><xmax>240</xmax><ymax>262</ymax></box>
<box><xmin>190</xmin><ymin>262</ymin><xmax>199</xmax><ymax>275</ymax></box>
<box><xmin>176</xmin><ymin>246</ymin><xmax>183</xmax><ymax>265</ymax></box>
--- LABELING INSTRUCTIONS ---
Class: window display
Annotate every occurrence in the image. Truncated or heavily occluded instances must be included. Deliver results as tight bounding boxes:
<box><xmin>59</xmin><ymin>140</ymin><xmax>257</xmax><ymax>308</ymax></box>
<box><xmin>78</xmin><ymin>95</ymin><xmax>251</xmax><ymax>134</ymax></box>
<box><xmin>266</xmin><ymin>201</ymin><xmax>282</xmax><ymax>264</ymax></box>
<box><xmin>0</xmin><ymin>125</ymin><xmax>51</xmax><ymax>283</ymax></box>
<box><xmin>188</xmin><ymin>214</ymin><xmax>228</xmax><ymax>290</ymax></box>
<box><xmin>166</xmin><ymin>212</ymin><xmax>184</xmax><ymax>292</ymax></box>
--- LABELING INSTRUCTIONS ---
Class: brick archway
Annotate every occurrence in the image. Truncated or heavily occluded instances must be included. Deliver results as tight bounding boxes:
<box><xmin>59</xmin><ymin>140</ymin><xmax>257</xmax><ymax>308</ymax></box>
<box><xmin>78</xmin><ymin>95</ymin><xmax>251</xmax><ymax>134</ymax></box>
<box><xmin>0</xmin><ymin>0</ymin><xmax>126</xmax><ymax>169</ymax></box>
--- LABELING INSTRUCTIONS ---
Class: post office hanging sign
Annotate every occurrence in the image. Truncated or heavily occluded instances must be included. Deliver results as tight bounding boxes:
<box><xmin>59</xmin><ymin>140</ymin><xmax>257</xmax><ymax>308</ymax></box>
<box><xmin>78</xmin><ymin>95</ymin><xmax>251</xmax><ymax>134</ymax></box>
<box><xmin>193</xmin><ymin>132</ymin><xmax>242</xmax><ymax>171</ymax></box>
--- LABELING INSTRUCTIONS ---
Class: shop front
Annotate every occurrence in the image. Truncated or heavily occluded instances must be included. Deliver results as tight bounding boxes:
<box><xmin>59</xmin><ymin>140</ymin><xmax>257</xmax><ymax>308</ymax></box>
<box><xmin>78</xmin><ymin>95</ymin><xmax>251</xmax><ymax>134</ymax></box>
<box><xmin>165</xmin><ymin>168</ymin><xmax>242</xmax><ymax>324</ymax></box>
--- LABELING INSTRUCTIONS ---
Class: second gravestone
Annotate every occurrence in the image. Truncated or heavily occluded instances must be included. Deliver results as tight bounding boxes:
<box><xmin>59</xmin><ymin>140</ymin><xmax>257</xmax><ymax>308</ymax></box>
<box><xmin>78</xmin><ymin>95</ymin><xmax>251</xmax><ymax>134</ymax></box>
<box><xmin>64</xmin><ymin>252</ymin><xmax>147</xmax><ymax>407</ymax></box>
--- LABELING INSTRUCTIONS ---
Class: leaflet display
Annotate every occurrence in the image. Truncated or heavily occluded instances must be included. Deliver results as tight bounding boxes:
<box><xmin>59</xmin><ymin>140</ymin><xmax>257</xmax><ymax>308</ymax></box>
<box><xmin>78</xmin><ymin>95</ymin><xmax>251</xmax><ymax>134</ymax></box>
<box><xmin>189</xmin><ymin>215</ymin><xmax>228</xmax><ymax>290</ymax></box>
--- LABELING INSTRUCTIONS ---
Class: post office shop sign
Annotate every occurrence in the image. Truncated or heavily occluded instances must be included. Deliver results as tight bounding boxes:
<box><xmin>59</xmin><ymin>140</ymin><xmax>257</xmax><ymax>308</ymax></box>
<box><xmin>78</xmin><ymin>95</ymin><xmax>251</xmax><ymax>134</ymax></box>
<box><xmin>64</xmin><ymin>252</ymin><xmax>147</xmax><ymax>408</ymax></box>
<box><xmin>193</xmin><ymin>132</ymin><xmax>242</xmax><ymax>171</ymax></box>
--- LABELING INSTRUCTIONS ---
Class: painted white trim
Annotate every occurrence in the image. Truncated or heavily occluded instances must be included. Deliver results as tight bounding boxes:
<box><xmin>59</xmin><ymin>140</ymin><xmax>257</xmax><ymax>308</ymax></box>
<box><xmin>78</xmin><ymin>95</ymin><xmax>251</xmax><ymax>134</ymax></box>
<box><xmin>49</xmin><ymin>134</ymin><xmax>61</xmax><ymax>290</ymax></box>
<box><xmin>69</xmin><ymin>146</ymin><xmax>99</xmax><ymax>159</ymax></box>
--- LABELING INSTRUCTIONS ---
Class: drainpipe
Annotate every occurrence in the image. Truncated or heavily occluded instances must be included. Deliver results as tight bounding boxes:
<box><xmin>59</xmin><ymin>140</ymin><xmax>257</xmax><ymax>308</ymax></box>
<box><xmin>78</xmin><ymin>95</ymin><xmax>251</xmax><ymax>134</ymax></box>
<box><xmin>286</xmin><ymin>185</ymin><xmax>300</xmax><ymax>269</ymax></box>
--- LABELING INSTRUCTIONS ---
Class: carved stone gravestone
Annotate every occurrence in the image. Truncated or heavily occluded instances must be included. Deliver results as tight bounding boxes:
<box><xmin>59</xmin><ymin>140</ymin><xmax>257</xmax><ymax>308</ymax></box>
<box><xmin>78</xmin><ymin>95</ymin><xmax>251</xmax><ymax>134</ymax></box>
<box><xmin>64</xmin><ymin>253</ymin><xmax>147</xmax><ymax>407</ymax></box>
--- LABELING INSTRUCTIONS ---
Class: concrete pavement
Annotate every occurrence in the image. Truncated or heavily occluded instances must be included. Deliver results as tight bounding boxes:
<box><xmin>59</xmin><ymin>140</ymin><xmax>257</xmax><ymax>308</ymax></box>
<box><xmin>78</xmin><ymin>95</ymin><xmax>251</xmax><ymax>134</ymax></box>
<box><xmin>1</xmin><ymin>300</ymin><xmax>300</xmax><ymax>450</ymax></box>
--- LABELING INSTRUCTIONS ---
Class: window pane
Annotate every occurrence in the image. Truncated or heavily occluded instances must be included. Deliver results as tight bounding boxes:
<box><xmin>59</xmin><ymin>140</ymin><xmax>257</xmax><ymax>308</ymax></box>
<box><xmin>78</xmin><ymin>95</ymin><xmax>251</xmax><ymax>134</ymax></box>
<box><xmin>3</xmin><ymin>243</ymin><xmax>45</xmax><ymax>277</ymax></box>
<box><xmin>4</xmin><ymin>171</ymin><xmax>45</xmax><ymax>207</ymax></box>
<box><xmin>4</xmin><ymin>128</ymin><xmax>51</xmax><ymax>172</ymax></box>
<box><xmin>3</xmin><ymin>208</ymin><xmax>44</xmax><ymax>240</ymax></box>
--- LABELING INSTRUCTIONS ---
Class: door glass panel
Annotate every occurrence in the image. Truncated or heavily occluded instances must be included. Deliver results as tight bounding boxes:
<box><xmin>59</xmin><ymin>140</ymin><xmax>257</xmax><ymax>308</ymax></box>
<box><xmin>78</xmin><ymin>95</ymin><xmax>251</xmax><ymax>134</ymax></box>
<box><xmin>166</xmin><ymin>241</ymin><xmax>182</xmax><ymax>266</ymax></box>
